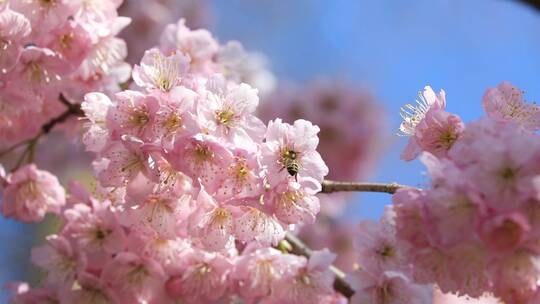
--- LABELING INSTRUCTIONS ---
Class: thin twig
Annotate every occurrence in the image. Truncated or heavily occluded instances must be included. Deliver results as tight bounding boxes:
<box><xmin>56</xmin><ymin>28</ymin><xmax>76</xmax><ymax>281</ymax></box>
<box><xmin>0</xmin><ymin>138</ymin><xmax>33</xmax><ymax>157</ymax></box>
<box><xmin>1</xmin><ymin>94</ymin><xmax>83</xmax><ymax>171</ymax></box>
<box><xmin>284</xmin><ymin>232</ymin><xmax>355</xmax><ymax>299</ymax></box>
<box><xmin>321</xmin><ymin>180</ymin><xmax>413</xmax><ymax>194</ymax></box>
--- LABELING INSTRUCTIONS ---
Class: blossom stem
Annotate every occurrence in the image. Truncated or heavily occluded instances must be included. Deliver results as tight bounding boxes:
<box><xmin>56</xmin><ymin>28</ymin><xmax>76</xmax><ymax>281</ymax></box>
<box><xmin>321</xmin><ymin>180</ymin><xmax>413</xmax><ymax>194</ymax></box>
<box><xmin>284</xmin><ymin>232</ymin><xmax>355</xmax><ymax>299</ymax></box>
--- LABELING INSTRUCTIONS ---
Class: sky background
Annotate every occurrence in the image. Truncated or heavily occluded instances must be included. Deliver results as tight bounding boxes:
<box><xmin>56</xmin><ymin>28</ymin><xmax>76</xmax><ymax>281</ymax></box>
<box><xmin>210</xmin><ymin>0</ymin><xmax>540</xmax><ymax>219</ymax></box>
<box><xmin>2</xmin><ymin>0</ymin><xmax>540</xmax><ymax>301</ymax></box>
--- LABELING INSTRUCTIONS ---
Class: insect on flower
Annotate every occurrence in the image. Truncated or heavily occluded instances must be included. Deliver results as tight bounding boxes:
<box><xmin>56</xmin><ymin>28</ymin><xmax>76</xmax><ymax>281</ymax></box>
<box><xmin>280</xmin><ymin>148</ymin><xmax>300</xmax><ymax>181</ymax></box>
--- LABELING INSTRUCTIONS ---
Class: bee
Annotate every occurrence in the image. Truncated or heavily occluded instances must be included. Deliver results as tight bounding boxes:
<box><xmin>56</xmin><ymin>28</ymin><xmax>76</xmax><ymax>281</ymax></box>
<box><xmin>281</xmin><ymin>149</ymin><xmax>300</xmax><ymax>180</ymax></box>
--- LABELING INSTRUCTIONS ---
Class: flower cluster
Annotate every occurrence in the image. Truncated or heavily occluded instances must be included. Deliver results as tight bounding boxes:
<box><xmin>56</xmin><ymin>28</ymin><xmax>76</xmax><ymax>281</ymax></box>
<box><xmin>348</xmin><ymin>207</ymin><xmax>432</xmax><ymax>304</ymax></box>
<box><xmin>394</xmin><ymin>82</ymin><xmax>540</xmax><ymax>303</ymax></box>
<box><xmin>156</xmin><ymin>18</ymin><xmax>276</xmax><ymax>97</ymax></box>
<box><xmin>0</xmin><ymin>0</ymin><xmax>131</xmax><ymax>146</ymax></box>
<box><xmin>3</xmin><ymin>1</ymin><xmax>539</xmax><ymax>302</ymax></box>
<box><xmin>7</xmin><ymin>182</ymin><xmax>344</xmax><ymax>303</ymax></box>
<box><xmin>0</xmin><ymin>164</ymin><xmax>65</xmax><ymax>222</ymax></box>
<box><xmin>5</xmin><ymin>18</ymin><xmax>343</xmax><ymax>304</ymax></box>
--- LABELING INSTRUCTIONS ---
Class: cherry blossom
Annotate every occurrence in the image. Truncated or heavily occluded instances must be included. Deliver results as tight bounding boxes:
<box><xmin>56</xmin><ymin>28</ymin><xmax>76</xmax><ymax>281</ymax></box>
<box><xmin>1</xmin><ymin>164</ymin><xmax>65</xmax><ymax>222</ymax></box>
<box><xmin>482</xmin><ymin>81</ymin><xmax>540</xmax><ymax>131</ymax></box>
<box><xmin>3</xmin><ymin>1</ymin><xmax>539</xmax><ymax>302</ymax></box>
<box><xmin>261</xmin><ymin>118</ymin><xmax>328</xmax><ymax>186</ymax></box>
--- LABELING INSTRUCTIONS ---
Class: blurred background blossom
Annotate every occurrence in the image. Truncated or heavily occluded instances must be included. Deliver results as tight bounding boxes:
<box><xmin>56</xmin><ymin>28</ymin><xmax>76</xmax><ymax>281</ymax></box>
<box><xmin>2</xmin><ymin>0</ymin><xmax>540</xmax><ymax>302</ymax></box>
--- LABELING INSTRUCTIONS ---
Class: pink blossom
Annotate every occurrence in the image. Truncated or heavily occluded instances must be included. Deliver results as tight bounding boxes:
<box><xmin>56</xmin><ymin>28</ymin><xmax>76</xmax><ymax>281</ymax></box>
<box><xmin>0</xmin><ymin>7</ymin><xmax>31</xmax><ymax>73</ymax></box>
<box><xmin>445</xmin><ymin>243</ymin><xmax>490</xmax><ymax>298</ymax></box>
<box><xmin>59</xmin><ymin>271</ymin><xmax>119</xmax><ymax>304</ymax></box>
<box><xmin>216</xmin><ymin>41</ymin><xmax>276</xmax><ymax>97</ymax></box>
<box><xmin>132</xmin><ymin>48</ymin><xmax>190</xmax><ymax>92</ymax></box>
<box><xmin>269</xmin><ymin>249</ymin><xmax>336</xmax><ymax>304</ymax></box>
<box><xmin>391</xmin><ymin>188</ymin><xmax>430</xmax><ymax>248</ymax></box>
<box><xmin>102</xmin><ymin>251</ymin><xmax>166</xmax><ymax>302</ymax></box>
<box><xmin>151</xmin><ymin>155</ymin><xmax>195</xmax><ymax>195</ymax></box>
<box><xmin>434</xmin><ymin>290</ymin><xmax>503</xmax><ymax>304</ymax></box>
<box><xmin>398</xmin><ymin>86</ymin><xmax>446</xmax><ymax>136</ymax></box>
<box><xmin>261</xmin><ymin>118</ymin><xmax>328</xmax><ymax>186</ymax></box>
<box><xmin>297</xmin><ymin>220</ymin><xmax>360</xmax><ymax>272</ymax></box>
<box><xmin>97</xmin><ymin>138</ymin><xmax>154</xmax><ymax>187</ymax></box>
<box><xmin>125</xmin><ymin>230</ymin><xmax>190</xmax><ymax>267</ymax></box>
<box><xmin>212</xmin><ymin>148</ymin><xmax>264</xmax><ymax>201</ymax></box>
<box><xmin>10</xmin><ymin>0</ymin><xmax>80</xmax><ymax>32</ymax></box>
<box><xmin>31</xmin><ymin>234</ymin><xmax>84</xmax><ymax>287</ymax></box>
<box><xmin>45</xmin><ymin>19</ymin><xmax>92</xmax><ymax>71</ymax></box>
<box><xmin>394</xmin><ymin>117</ymin><xmax>540</xmax><ymax>301</ymax></box>
<box><xmin>355</xmin><ymin>209</ymin><xmax>404</xmax><ymax>273</ymax></box>
<box><xmin>149</xmin><ymin>86</ymin><xmax>199</xmax><ymax>145</ymax></box>
<box><xmin>164</xmin><ymin>249</ymin><xmax>232</xmax><ymax>303</ymax></box>
<box><xmin>449</xmin><ymin>118</ymin><xmax>540</xmax><ymax>211</ymax></box>
<box><xmin>480</xmin><ymin>212</ymin><xmax>530</xmax><ymax>252</ymax></box>
<box><xmin>232</xmin><ymin>247</ymin><xmax>301</xmax><ymax>301</ymax></box>
<box><xmin>349</xmin><ymin>269</ymin><xmax>432</xmax><ymax>304</ymax></box>
<box><xmin>482</xmin><ymin>81</ymin><xmax>540</xmax><ymax>131</ymax></box>
<box><xmin>490</xmin><ymin>251</ymin><xmax>540</xmax><ymax>303</ymax></box>
<box><xmin>187</xmin><ymin>188</ymin><xmax>235</xmax><ymax>250</ymax></box>
<box><xmin>165</xmin><ymin>134</ymin><xmax>233</xmax><ymax>190</ymax></box>
<box><xmin>1</xmin><ymin>164</ymin><xmax>66</xmax><ymax>222</ymax></box>
<box><xmin>159</xmin><ymin>18</ymin><xmax>219</xmax><ymax>74</ymax></box>
<box><xmin>76</xmin><ymin>36</ymin><xmax>129</xmax><ymax>82</ymax></box>
<box><xmin>127</xmin><ymin>193</ymin><xmax>190</xmax><ymax>240</ymax></box>
<box><xmin>63</xmin><ymin>199</ymin><xmax>126</xmax><ymax>255</ymax></box>
<box><xmin>12</xmin><ymin>46</ymin><xmax>66</xmax><ymax>95</ymax></box>
<box><xmin>198</xmin><ymin>74</ymin><xmax>266</xmax><ymax>145</ymax></box>
<box><xmin>234</xmin><ymin>206</ymin><xmax>285</xmax><ymax>245</ymax></box>
<box><xmin>82</xmin><ymin>92</ymin><xmax>113</xmax><ymax>152</ymax></box>
<box><xmin>106</xmin><ymin>90</ymin><xmax>159</xmax><ymax>140</ymax></box>
<box><xmin>401</xmin><ymin>109</ymin><xmax>465</xmax><ymax>161</ymax></box>
<box><xmin>423</xmin><ymin>185</ymin><xmax>478</xmax><ymax>248</ymax></box>
<box><xmin>269</xmin><ymin>179</ymin><xmax>321</xmax><ymax>225</ymax></box>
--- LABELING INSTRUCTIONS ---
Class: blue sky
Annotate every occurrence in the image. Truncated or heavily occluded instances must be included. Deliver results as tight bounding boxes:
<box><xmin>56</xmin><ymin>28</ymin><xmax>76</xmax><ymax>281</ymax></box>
<box><xmin>211</xmin><ymin>0</ymin><xmax>540</xmax><ymax>218</ymax></box>
<box><xmin>2</xmin><ymin>0</ymin><xmax>540</xmax><ymax>300</ymax></box>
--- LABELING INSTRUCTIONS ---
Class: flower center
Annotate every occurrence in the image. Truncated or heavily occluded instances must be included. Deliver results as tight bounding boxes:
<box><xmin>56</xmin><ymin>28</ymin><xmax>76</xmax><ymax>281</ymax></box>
<box><xmin>499</xmin><ymin>166</ymin><xmax>517</xmax><ymax>181</ymax></box>
<box><xmin>438</xmin><ymin>128</ymin><xmax>458</xmax><ymax>150</ymax></box>
<box><xmin>216</xmin><ymin>109</ymin><xmax>235</xmax><ymax>125</ymax></box>
<box><xmin>164</xmin><ymin>112</ymin><xmax>183</xmax><ymax>132</ymax></box>
<box><xmin>128</xmin><ymin>107</ymin><xmax>149</xmax><ymax>127</ymax></box>
<box><xmin>194</xmin><ymin>144</ymin><xmax>213</xmax><ymax>163</ymax></box>
<box><xmin>59</xmin><ymin>33</ymin><xmax>74</xmax><ymax>50</ymax></box>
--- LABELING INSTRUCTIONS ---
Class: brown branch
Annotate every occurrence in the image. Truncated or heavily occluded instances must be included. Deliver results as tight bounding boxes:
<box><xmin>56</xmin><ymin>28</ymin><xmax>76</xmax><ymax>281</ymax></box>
<box><xmin>284</xmin><ymin>232</ymin><xmax>355</xmax><ymax>299</ymax></box>
<box><xmin>321</xmin><ymin>180</ymin><xmax>413</xmax><ymax>194</ymax></box>
<box><xmin>1</xmin><ymin>94</ymin><xmax>83</xmax><ymax>171</ymax></box>
<box><xmin>42</xmin><ymin>105</ymin><xmax>83</xmax><ymax>134</ymax></box>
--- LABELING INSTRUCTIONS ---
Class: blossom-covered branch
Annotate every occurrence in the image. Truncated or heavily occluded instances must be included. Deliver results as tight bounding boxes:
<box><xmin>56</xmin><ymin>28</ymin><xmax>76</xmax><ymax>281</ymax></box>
<box><xmin>321</xmin><ymin>180</ymin><xmax>413</xmax><ymax>194</ymax></box>
<box><xmin>284</xmin><ymin>232</ymin><xmax>355</xmax><ymax>298</ymax></box>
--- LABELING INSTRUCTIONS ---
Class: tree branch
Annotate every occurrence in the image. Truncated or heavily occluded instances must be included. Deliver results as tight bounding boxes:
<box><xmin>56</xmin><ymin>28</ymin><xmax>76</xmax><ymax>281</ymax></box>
<box><xmin>321</xmin><ymin>180</ymin><xmax>413</xmax><ymax>194</ymax></box>
<box><xmin>41</xmin><ymin>101</ymin><xmax>83</xmax><ymax>134</ymax></box>
<box><xmin>284</xmin><ymin>232</ymin><xmax>355</xmax><ymax>299</ymax></box>
<box><xmin>0</xmin><ymin>94</ymin><xmax>83</xmax><ymax>170</ymax></box>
